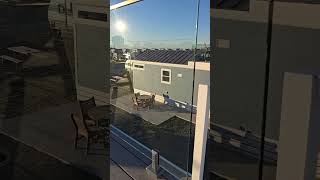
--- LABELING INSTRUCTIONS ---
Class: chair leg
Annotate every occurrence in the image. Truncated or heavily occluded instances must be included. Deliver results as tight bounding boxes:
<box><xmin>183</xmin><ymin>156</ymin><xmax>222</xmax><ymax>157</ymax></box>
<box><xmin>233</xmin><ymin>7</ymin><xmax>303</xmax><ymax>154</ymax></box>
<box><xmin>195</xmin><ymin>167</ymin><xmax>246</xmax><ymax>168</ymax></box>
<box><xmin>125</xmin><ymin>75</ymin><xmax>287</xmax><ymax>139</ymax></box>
<box><xmin>104</xmin><ymin>136</ymin><xmax>107</xmax><ymax>148</ymax></box>
<box><xmin>86</xmin><ymin>137</ymin><xmax>90</xmax><ymax>155</ymax></box>
<box><xmin>74</xmin><ymin>134</ymin><xmax>78</xmax><ymax>149</ymax></box>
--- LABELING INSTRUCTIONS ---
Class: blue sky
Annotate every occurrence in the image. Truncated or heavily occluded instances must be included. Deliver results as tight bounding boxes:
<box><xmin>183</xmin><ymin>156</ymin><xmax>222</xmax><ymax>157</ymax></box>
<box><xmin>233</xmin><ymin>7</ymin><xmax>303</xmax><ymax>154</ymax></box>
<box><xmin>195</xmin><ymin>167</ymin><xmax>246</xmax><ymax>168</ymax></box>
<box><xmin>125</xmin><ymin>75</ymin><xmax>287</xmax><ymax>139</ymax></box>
<box><xmin>110</xmin><ymin>0</ymin><xmax>210</xmax><ymax>49</ymax></box>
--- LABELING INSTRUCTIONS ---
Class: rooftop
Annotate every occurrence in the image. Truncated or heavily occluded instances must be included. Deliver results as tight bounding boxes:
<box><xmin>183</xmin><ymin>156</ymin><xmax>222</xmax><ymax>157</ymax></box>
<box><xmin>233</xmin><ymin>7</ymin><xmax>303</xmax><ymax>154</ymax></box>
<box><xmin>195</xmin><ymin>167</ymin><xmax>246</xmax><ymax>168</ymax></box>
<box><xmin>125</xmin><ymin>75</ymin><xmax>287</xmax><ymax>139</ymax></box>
<box><xmin>135</xmin><ymin>49</ymin><xmax>194</xmax><ymax>65</ymax></box>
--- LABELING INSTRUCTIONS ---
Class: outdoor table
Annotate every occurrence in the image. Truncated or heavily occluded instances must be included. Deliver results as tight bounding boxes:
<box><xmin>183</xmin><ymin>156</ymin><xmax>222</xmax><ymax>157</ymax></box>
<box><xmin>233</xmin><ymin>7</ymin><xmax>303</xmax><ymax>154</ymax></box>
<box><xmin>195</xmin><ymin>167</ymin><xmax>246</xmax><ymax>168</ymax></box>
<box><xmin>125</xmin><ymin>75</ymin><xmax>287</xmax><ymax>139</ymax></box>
<box><xmin>0</xmin><ymin>55</ymin><xmax>23</xmax><ymax>64</ymax></box>
<box><xmin>87</xmin><ymin>105</ymin><xmax>111</xmax><ymax>127</ymax></box>
<box><xmin>0</xmin><ymin>55</ymin><xmax>23</xmax><ymax>71</ymax></box>
<box><xmin>19</xmin><ymin>46</ymin><xmax>40</xmax><ymax>53</ymax></box>
<box><xmin>137</xmin><ymin>94</ymin><xmax>151</xmax><ymax>101</ymax></box>
<box><xmin>137</xmin><ymin>95</ymin><xmax>152</xmax><ymax>108</ymax></box>
<box><xmin>7</xmin><ymin>47</ymin><xmax>31</xmax><ymax>56</ymax></box>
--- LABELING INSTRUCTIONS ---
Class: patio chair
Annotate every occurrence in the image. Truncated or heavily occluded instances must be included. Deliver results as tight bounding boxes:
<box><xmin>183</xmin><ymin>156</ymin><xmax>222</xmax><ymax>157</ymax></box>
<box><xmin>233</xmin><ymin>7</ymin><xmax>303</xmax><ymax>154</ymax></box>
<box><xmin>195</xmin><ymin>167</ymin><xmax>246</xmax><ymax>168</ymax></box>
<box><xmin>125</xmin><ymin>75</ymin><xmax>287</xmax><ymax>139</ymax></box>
<box><xmin>134</xmin><ymin>92</ymin><xmax>140</xmax><ymax>98</ymax></box>
<box><xmin>132</xmin><ymin>96</ymin><xmax>144</xmax><ymax>111</ymax></box>
<box><xmin>71</xmin><ymin>113</ymin><xmax>107</xmax><ymax>155</ymax></box>
<box><xmin>150</xmin><ymin>94</ymin><xmax>156</xmax><ymax>108</ymax></box>
<box><xmin>79</xmin><ymin>97</ymin><xmax>97</xmax><ymax>126</ymax></box>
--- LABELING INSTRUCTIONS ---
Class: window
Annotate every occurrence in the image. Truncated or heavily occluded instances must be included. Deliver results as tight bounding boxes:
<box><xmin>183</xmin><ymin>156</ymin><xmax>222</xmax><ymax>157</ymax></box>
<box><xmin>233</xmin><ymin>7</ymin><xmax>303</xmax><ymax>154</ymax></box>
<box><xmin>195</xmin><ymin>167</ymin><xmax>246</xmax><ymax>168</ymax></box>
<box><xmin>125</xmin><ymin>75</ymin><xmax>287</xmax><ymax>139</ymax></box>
<box><xmin>78</xmin><ymin>11</ymin><xmax>108</xmax><ymax>22</ymax></box>
<box><xmin>161</xmin><ymin>69</ymin><xmax>171</xmax><ymax>84</ymax></box>
<box><xmin>212</xmin><ymin>0</ymin><xmax>250</xmax><ymax>11</ymax></box>
<box><xmin>133</xmin><ymin>64</ymin><xmax>144</xmax><ymax>70</ymax></box>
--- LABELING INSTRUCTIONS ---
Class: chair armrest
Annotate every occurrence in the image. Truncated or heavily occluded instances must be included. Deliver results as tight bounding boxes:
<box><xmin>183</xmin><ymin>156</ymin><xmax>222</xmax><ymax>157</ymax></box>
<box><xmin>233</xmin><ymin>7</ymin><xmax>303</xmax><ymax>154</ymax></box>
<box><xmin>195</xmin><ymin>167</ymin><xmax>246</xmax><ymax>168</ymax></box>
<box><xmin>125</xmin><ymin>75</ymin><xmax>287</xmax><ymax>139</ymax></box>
<box><xmin>85</xmin><ymin>120</ymin><xmax>96</xmax><ymax>126</ymax></box>
<box><xmin>73</xmin><ymin>112</ymin><xmax>83</xmax><ymax>121</ymax></box>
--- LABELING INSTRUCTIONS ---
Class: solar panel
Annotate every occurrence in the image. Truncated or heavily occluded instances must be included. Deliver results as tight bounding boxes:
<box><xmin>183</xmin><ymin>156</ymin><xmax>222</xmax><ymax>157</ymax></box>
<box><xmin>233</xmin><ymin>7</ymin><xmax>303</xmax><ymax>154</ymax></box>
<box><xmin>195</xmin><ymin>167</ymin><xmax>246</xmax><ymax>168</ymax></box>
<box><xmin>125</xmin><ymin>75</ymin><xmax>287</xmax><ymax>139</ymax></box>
<box><xmin>134</xmin><ymin>49</ymin><xmax>193</xmax><ymax>65</ymax></box>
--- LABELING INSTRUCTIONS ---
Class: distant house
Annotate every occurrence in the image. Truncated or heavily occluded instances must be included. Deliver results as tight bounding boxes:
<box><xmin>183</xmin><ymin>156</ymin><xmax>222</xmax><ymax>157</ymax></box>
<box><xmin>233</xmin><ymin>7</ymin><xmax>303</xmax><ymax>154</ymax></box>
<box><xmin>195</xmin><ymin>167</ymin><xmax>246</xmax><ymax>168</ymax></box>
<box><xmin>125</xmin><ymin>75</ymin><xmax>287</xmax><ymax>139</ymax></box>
<box><xmin>125</xmin><ymin>49</ymin><xmax>210</xmax><ymax>112</ymax></box>
<box><xmin>72</xmin><ymin>0</ymin><xmax>109</xmax><ymax>105</ymax></box>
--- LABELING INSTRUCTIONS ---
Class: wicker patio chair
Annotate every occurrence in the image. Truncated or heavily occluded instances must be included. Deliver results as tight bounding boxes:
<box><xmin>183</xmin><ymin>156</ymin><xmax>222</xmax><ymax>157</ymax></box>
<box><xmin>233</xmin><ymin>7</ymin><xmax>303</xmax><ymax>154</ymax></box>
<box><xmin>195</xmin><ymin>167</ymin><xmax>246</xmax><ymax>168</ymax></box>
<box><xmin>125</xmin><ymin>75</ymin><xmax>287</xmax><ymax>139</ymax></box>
<box><xmin>79</xmin><ymin>97</ymin><xmax>97</xmax><ymax>126</ymax></box>
<box><xmin>150</xmin><ymin>94</ymin><xmax>155</xmax><ymax>108</ymax></box>
<box><xmin>132</xmin><ymin>95</ymin><xmax>144</xmax><ymax>111</ymax></box>
<box><xmin>71</xmin><ymin>113</ymin><xmax>107</xmax><ymax>155</ymax></box>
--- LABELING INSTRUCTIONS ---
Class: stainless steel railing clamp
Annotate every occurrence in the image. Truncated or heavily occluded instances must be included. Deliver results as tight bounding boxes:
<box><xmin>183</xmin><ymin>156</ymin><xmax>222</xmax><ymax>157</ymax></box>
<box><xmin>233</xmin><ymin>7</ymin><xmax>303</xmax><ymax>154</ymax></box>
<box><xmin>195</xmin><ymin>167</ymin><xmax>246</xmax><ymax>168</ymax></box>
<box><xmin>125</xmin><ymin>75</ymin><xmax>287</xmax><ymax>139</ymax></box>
<box><xmin>146</xmin><ymin>149</ymin><xmax>164</xmax><ymax>179</ymax></box>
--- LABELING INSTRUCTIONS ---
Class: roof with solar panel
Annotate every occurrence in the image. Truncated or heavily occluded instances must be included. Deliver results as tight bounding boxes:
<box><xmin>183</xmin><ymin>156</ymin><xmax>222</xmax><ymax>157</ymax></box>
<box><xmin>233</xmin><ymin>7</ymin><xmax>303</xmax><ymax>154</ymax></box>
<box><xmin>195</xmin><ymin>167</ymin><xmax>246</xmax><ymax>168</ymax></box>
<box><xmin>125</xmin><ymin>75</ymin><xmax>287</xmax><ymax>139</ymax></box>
<box><xmin>134</xmin><ymin>49</ymin><xmax>195</xmax><ymax>65</ymax></box>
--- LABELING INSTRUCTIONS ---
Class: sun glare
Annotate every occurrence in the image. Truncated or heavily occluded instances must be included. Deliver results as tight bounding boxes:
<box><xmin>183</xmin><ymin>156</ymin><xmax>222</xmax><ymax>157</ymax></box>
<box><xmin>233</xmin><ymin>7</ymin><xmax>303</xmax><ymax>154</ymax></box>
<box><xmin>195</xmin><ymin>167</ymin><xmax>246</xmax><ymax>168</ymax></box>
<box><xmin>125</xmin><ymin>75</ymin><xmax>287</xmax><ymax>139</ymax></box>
<box><xmin>116</xmin><ymin>20</ymin><xmax>126</xmax><ymax>32</ymax></box>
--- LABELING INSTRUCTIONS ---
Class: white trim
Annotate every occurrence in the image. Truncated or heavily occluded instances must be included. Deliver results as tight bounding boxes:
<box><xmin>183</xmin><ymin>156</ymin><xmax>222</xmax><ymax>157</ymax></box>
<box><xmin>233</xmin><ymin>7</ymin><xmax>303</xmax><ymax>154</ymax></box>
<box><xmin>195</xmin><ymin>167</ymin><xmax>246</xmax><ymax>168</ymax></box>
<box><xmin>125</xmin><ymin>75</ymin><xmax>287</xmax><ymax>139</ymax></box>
<box><xmin>126</xmin><ymin>59</ymin><xmax>210</xmax><ymax>71</ymax></box>
<box><xmin>161</xmin><ymin>68</ymin><xmax>171</xmax><ymax>85</ymax></box>
<box><xmin>189</xmin><ymin>61</ymin><xmax>210</xmax><ymax>71</ymax></box>
<box><xmin>192</xmin><ymin>84</ymin><xmax>210</xmax><ymax>180</ymax></box>
<box><xmin>110</xmin><ymin>0</ymin><xmax>142</xmax><ymax>10</ymax></box>
<box><xmin>276</xmin><ymin>72</ymin><xmax>317</xmax><ymax>180</ymax></box>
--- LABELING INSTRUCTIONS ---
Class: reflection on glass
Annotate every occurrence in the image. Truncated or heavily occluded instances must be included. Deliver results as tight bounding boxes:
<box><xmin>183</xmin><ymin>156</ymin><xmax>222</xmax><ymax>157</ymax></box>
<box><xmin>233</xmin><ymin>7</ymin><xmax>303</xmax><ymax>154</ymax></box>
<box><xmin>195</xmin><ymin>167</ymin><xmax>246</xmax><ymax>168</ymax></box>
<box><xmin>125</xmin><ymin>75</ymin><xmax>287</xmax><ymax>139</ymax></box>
<box><xmin>208</xmin><ymin>0</ymin><xmax>320</xmax><ymax>179</ymax></box>
<box><xmin>208</xmin><ymin>0</ymin><xmax>273</xmax><ymax>179</ymax></box>
<box><xmin>110</xmin><ymin>0</ymin><xmax>209</xmax><ymax>179</ymax></box>
<box><xmin>0</xmin><ymin>0</ymin><xmax>108</xmax><ymax>179</ymax></box>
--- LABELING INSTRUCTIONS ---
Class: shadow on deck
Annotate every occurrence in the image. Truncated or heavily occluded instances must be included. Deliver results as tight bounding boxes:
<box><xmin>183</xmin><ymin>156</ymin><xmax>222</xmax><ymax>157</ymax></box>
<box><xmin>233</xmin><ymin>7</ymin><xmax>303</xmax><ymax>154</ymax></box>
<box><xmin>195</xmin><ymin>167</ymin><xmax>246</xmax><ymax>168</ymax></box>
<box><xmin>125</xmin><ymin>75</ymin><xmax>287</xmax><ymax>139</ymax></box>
<box><xmin>111</xmin><ymin>93</ymin><xmax>195</xmax><ymax>125</ymax></box>
<box><xmin>0</xmin><ymin>103</ymin><xmax>110</xmax><ymax>179</ymax></box>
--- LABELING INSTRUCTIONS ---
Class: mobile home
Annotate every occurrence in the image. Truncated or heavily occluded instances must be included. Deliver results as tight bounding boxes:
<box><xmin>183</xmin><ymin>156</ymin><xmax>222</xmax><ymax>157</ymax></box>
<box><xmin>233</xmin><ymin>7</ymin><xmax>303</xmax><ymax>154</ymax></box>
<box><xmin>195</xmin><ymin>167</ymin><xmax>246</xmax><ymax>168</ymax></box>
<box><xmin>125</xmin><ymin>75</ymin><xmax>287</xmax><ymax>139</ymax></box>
<box><xmin>125</xmin><ymin>49</ymin><xmax>210</xmax><ymax>112</ymax></box>
<box><xmin>72</xmin><ymin>0</ymin><xmax>109</xmax><ymax>105</ymax></box>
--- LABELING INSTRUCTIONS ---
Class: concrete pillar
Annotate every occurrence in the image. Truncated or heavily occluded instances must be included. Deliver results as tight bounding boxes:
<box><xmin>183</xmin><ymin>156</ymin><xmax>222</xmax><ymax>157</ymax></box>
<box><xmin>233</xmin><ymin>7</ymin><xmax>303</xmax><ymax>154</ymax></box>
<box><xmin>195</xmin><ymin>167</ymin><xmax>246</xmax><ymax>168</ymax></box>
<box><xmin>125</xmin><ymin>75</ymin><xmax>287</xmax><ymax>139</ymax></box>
<box><xmin>276</xmin><ymin>72</ymin><xmax>320</xmax><ymax>180</ymax></box>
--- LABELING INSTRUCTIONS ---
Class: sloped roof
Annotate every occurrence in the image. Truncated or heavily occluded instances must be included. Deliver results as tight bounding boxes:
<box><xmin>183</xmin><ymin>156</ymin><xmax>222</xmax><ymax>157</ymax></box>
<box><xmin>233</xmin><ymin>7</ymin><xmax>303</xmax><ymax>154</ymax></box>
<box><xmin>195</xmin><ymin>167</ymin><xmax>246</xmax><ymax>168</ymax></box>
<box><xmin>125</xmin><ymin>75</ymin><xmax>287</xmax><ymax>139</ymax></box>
<box><xmin>135</xmin><ymin>49</ymin><xmax>194</xmax><ymax>65</ymax></box>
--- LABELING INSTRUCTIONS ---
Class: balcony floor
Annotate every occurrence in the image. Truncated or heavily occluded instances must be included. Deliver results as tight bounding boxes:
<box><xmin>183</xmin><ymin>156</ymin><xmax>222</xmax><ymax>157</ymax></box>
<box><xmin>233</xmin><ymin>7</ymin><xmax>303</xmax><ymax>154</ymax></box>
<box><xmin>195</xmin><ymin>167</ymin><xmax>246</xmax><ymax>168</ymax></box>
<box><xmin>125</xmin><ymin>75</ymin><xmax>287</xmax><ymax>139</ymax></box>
<box><xmin>0</xmin><ymin>102</ymin><xmax>174</xmax><ymax>180</ymax></box>
<box><xmin>0</xmin><ymin>103</ymin><xmax>110</xmax><ymax>179</ymax></box>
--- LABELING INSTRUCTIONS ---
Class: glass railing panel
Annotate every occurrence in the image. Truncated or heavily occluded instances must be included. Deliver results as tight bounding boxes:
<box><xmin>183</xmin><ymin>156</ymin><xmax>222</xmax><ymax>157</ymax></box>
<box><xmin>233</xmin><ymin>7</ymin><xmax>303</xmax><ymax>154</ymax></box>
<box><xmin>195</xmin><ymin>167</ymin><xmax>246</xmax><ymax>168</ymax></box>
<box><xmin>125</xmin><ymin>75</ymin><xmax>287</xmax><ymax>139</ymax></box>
<box><xmin>0</xmin><ymin>0</ymin><xmax>109</xmax><ymax>179</ymax></box>
<box><xmin>207</xmin><ymin>0</ymin><xmax>271</xmax><ymax>179</ymax></box>
<box><xmin>263</xmin><ymin>1</ymin><xmax>320</xmax><ymax>180</ymax></box>
<box><xmin>110</xmin><ymin>0</ymin><xmax>208</xmax><ymax>178</ymax></box>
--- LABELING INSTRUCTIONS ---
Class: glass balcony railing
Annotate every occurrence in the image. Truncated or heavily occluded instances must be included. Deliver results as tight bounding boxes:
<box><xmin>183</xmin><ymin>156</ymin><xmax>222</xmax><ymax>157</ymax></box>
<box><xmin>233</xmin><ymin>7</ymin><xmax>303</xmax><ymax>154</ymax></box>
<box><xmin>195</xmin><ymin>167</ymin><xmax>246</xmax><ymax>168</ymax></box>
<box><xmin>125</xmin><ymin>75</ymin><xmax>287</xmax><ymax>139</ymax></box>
<box><xmin>110</xmin><ymin>0</ymin><xmax>210</xmax><ymax>178</ymax></box>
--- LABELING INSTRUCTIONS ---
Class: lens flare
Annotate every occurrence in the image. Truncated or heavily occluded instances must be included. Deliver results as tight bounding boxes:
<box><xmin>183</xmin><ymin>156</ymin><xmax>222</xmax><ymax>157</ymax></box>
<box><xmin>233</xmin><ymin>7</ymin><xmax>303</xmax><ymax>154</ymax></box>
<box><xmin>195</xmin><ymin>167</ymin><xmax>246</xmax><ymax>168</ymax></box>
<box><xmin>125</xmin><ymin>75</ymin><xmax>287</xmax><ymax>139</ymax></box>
<box><xmin>116</xmin><ymin>21</ymin><xmax>126</xmax><ymax>32</ymax></box>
